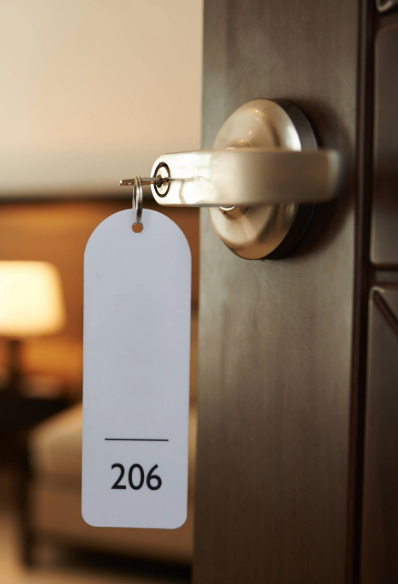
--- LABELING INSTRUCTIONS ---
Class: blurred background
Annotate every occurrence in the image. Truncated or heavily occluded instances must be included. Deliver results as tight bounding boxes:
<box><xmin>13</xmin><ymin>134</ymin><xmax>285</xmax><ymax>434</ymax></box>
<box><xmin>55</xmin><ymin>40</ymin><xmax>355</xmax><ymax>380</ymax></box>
<box><xmin>0</xmin><ymin>1</ymin><xmax>203</xmax><ymax>583</ymax></box>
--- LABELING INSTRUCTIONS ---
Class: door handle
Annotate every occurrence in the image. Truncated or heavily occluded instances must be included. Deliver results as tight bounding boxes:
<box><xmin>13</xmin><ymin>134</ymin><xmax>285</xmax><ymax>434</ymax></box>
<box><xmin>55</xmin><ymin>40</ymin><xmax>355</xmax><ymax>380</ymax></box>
<box><xmin>121</xmin><ymin>99</ymin><xmax>343</xmax><ymax>260</ymax></box>
<box><xmin>149</xmin><ymin>148</ymin><xmax>341</xmax><ymax>208</ymax></box>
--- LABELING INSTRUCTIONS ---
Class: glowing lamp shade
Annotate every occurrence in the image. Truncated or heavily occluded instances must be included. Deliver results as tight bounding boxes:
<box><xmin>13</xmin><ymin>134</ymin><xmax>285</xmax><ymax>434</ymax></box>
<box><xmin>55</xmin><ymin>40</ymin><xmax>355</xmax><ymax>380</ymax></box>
<box><xmin>0</xmin><ymin>261</ymin><xmax>65</xmax><ymax>338</ymax></box>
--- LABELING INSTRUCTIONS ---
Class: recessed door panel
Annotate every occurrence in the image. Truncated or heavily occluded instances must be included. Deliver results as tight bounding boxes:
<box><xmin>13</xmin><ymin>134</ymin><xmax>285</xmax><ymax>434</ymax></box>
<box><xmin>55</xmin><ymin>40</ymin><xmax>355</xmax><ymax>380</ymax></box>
<box><xmin>361</xmin><ymin>288</ymin><xmax>398</xmax><ymax>584</ymax></box>
<box><xmin>371</xmin><ymin>23</ymin><xmax>398</xmax><ymax>266</ymax></box>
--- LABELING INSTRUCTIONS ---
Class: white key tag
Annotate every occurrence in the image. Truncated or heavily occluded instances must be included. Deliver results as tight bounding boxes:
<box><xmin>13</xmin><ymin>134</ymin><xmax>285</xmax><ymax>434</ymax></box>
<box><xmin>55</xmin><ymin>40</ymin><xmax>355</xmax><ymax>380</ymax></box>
<box><xmin>82</xmin><ymin>191</ymin><xmax>191</xmax><ymax>529</ymax></box>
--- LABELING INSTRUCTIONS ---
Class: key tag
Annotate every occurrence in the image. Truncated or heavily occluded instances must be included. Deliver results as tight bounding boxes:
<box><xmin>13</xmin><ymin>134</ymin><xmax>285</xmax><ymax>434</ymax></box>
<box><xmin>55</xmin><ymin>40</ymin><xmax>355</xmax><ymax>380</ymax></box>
<box><xmin>82</xmin><ymin>176</ymin><xmax>191</xmax><ymax>529</ymax></box>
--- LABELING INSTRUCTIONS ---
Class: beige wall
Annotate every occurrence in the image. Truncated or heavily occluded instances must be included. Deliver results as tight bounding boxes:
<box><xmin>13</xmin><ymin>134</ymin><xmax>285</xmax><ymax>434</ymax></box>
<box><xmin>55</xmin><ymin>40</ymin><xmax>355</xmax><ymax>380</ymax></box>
<box><xmin>0</xmin><ymin>0</ymin><xmax>203</xmax><ymax>197</ymax></box>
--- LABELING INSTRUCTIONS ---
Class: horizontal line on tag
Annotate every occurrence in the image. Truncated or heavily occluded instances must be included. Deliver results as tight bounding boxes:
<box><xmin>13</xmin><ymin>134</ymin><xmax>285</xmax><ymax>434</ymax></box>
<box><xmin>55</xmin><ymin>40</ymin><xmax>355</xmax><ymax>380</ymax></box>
<box><xmin>104</xmin><ymin>438</ymin><xmax>169</xmax><ymax>442</ymax></box>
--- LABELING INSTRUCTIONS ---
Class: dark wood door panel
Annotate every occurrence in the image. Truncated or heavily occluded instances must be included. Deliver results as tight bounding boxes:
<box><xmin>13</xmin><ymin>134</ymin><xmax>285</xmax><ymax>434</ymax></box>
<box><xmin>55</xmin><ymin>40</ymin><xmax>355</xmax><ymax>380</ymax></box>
<box><xmin>361</xmin><ymin>288</ymin><xmax>398</xmax><ymax>584</ymax></box>
<box><xmin>194</xmin><ymin>1</ymin><xmax>359</xmax><ymax>583</ymax></box>
<box><xmin>371</xmin><ymin>23</ymin><xmax>398</xmax><ymax>267</ymax></box>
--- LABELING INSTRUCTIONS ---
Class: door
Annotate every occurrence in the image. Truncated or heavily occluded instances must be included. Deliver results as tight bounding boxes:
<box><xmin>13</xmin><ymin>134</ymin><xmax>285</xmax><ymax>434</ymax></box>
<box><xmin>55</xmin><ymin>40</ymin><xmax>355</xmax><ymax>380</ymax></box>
<box><xmin>192</xmin><ymin>1</ymin><xmax>397</xmax><ymax>583</ymax></box>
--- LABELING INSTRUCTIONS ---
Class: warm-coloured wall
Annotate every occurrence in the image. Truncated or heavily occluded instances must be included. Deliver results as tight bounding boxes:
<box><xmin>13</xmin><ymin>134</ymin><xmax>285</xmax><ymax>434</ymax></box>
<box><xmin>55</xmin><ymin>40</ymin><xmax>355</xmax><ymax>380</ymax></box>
<box><xmin>0</xmin><ymin>201</ymin><xmax>199</xmax><ymax>397</ymax></box>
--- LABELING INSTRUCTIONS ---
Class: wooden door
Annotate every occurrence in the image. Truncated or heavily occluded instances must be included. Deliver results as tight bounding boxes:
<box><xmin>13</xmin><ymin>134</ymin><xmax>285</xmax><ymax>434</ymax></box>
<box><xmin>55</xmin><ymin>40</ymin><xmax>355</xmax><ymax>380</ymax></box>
<box><xmin>192</xmin><ymin>1</ymin><xmax>392</xmax><ymax>583</ymax></box>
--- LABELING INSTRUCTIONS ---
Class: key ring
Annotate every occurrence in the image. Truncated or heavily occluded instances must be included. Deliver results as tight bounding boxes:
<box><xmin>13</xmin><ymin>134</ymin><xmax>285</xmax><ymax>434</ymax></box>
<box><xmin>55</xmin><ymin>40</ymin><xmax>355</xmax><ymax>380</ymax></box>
<box><xmin>120</xmin><ymin>176</ymin><xmax>169</xmax><ymax>233</ymax></box>
<box><xmin>133</xmin><ymin>176</ymin><xmax>143</xmax><ymax>230</ymax></box>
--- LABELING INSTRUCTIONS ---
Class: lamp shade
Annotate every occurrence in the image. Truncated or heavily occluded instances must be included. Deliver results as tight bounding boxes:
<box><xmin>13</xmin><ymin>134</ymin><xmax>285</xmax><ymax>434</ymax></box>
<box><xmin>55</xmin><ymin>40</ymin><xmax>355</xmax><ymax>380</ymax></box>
<box><xmin>0</xmin><ymin>261</ymin><xmax>65</xmax><ymax>337</ymax></box>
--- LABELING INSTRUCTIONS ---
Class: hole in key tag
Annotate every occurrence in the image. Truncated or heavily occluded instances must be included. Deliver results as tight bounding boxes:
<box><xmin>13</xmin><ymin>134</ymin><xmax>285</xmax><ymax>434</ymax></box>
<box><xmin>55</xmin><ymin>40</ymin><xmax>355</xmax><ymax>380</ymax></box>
<box><xmin>82</xmin><ymin>195</ymin><xmax>192</xmax><ymax>529</ymax></box>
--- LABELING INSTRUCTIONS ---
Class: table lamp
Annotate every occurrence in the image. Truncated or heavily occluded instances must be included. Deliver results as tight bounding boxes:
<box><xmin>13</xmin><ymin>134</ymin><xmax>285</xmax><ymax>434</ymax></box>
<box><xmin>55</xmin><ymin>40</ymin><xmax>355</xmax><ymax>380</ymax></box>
<box><xmin>0</xmin><ymin>261</ymin><xmax>66</xmax><ymax>393</ymax></box>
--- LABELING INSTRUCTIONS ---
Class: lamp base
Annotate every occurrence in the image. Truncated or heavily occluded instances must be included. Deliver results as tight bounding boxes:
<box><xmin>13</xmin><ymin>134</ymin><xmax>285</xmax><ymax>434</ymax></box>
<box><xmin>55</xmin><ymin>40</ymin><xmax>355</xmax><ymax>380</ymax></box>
<box><xmin>4</xmin><ymin>338</ymin><xmax>24</xmax><ymax>394</ymax></box>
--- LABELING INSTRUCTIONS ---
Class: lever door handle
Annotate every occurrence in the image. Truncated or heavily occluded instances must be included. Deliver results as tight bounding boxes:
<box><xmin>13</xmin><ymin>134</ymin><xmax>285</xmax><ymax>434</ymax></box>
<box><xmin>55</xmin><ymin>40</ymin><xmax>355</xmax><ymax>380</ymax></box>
<box><xmin>121</xmin><ymin>99</ymin><xmax>344</xmax><ymax>260</ymax></box>
<box><xmin>150</xmin><ymin>147</ymin><xmax>341</xmax><ymax>207</ymax></box>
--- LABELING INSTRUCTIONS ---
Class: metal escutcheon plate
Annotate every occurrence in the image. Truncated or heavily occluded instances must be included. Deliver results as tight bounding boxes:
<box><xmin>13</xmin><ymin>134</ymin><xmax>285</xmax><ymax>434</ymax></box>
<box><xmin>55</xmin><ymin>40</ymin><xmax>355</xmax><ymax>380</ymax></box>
<box><xmin>209</xmin><ymin>99</ymin><xmax>317</xmax><ymax>260</ymax></box>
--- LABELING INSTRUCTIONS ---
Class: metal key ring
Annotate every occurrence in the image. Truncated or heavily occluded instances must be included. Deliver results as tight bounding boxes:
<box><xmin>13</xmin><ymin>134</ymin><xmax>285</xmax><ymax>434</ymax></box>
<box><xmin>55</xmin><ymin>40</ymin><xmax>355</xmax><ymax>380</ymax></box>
<box><xmin>133</xmin><ymin>176</ymin><xmax>143</xmax><ymax>227</ymax></box>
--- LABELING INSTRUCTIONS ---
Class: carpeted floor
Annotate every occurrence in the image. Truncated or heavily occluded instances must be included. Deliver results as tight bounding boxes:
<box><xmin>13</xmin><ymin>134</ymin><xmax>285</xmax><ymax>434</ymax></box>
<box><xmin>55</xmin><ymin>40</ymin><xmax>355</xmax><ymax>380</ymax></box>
<box><xmin>0</xmin><ymin>470</ymin><xmax>191</xmax><ymax>584</ymax></box>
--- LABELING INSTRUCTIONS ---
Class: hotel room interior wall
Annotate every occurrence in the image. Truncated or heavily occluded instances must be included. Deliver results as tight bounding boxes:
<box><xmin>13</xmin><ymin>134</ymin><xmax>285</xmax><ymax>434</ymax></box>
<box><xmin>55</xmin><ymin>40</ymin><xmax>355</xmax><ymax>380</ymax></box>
<box><xmin>0</xmin><ymin>203</ymin><xmax>199</xmax><ymax>399</ymax></box>
<box><xmin>0</xmin><ymin>0</ymin><xmax>203</xmax><ymax>197</ymax></box>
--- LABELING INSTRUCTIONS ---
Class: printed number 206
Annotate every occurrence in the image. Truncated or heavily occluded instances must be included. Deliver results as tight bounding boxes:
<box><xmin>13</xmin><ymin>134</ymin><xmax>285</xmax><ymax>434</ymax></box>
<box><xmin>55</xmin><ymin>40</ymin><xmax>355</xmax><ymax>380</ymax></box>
<box><xmin>111</xmin><ymin>463</ymin><xmax>162</xmax><ymax>491</ymax></box>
